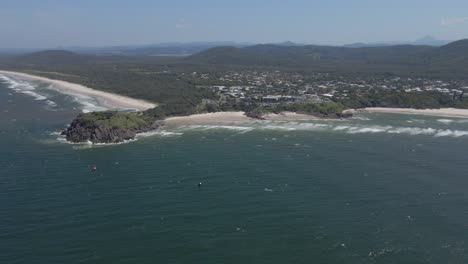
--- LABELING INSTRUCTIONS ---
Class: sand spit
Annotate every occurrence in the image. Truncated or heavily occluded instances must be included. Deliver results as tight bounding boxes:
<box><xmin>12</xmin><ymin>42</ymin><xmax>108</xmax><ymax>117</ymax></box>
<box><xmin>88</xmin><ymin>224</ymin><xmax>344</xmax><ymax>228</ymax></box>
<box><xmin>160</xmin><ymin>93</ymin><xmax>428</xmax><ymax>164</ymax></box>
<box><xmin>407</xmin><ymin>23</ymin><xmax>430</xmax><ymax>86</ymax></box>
<box><xmin>0</xmin><ymin>70</ymin><xmax>156</xmax><ymax>111</ymax></box>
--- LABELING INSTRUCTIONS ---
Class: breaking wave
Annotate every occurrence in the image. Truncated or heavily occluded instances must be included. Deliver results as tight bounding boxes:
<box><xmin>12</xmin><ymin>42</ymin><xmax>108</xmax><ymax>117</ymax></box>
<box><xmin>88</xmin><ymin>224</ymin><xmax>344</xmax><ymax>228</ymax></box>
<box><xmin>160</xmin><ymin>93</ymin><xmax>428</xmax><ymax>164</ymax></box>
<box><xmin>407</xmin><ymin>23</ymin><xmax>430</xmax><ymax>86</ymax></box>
<box><xmin>67</xmin><ymin>93</ymin><xmax>108</xmax><ymax>113</ymax></box>
<box><xmin>170</xmin><ymin>121</ymin><xmax>468</xmax><ymax>139</ymax></box>
<box><xmin>0</xmin><ymin>74</ymin><xmax>111</xmax><ymax>113</ymax></box>
<box><xmin>0</xmin><ymin>75</ymin><xmax>57</xmax><ymax>108</ymax></box>
<box><xmin>437</xmin><ymin>119</ymin><xmax>454</xmax><ymax>124</ymax></box>
<box><xmin>136</xmin><ymin>130</ymin><xmax>183</xmax><ymax>138</ymax></box>
<box><xmin>437</xmin><ymin>118</ymin><xmax>468</xmax><ymax>125</ymax></box>
<box><xmin>178</xmin><ymin>125</ymin><xmax>255</xmax><ymax>133</ymax></box>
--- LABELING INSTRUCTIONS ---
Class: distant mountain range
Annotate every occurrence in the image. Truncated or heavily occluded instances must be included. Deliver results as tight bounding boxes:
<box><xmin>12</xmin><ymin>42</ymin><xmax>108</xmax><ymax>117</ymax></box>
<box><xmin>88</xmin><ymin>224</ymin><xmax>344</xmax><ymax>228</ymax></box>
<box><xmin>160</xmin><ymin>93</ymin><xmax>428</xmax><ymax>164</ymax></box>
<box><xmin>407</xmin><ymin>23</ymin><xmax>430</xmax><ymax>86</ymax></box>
<box><xmin>0</xmin><ymin>37</ymin><xmax>452</xmax><ymax>56</ymax></box>
<box><xmin>186</xmin><ymin>39</ymin><xmax>468</xmax><ymax>78</ymax></box>
<box><xmin>0</xmin><ymin>42</ymin><xmax>253</xmax><ymax>56</ymax></box>
<box><xmin>65</xmin><ymin>42</ymin><xmax>253</xmax><ymax>56</ymax></box>
<box><xmin>343</xmin><ymin>36</ymin><xmax>451</xmax><ymax>48</ymax></box>
<box><xmin>3</xmin><ymin>38</ymin><xmax>468</xmax><ymax>78</ymax></box>
<box><xmin>102</xmin><ymin>36</ymin><xmax>450</xmax><ymax>55</ymax></box>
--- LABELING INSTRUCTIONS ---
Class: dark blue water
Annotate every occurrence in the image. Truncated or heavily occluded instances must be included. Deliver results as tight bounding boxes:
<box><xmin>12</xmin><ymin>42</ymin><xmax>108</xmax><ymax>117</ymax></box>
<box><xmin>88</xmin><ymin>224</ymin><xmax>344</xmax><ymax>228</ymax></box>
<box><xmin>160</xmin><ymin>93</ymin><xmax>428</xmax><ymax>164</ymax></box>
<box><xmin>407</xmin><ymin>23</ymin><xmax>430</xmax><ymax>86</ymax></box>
<box><xmin>2</xmin><ymin>77</ymin><xmax>468</xmax><ymax>264</ymax></box>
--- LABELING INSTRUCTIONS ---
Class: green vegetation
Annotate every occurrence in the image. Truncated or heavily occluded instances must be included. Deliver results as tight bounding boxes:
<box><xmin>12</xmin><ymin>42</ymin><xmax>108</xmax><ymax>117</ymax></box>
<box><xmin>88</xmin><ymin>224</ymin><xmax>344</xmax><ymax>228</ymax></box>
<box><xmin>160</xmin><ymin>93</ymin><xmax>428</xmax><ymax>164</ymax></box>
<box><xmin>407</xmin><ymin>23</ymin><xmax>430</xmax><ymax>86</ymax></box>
<box><xmin>74</xmin><ymin>111</ymin><xmax>152</xmax><ymax>130</ymax></box>
<box><xmin>144</xmin><ymin>101</ymin><xmax>201</xmax><ymax>119</ymax></box>
<box><xmin>267</xmin><ymin>101</ymin><xmax>346</xmax><ymax>117</ymax></box>
<box><xmin>0</xmin><ymin>51</ymin><xmax>215</xmax><ymax>109</ymax></box>
<box><xmin>197</xmin><ymin>98</ymin><xmax>347</xmax><ymax>118</ymax></box>
<box><xmin>187</xmin><ymin>40</ymin><xmax>468</xmax><ymax>79</ymax></box>
<box><xmin>2</xmin><ymin>41</ymin><xmax>468</xmax><ymax>124</ymax></box>
<box><xmin>7</xmin><ymin>43</ymin><xmax>468</xmax><ymax>143</ymax></box>
<box><xmin>336</xmin><ymin>91</ymin><xmax>463</xmax><ymax>110</ymax></box>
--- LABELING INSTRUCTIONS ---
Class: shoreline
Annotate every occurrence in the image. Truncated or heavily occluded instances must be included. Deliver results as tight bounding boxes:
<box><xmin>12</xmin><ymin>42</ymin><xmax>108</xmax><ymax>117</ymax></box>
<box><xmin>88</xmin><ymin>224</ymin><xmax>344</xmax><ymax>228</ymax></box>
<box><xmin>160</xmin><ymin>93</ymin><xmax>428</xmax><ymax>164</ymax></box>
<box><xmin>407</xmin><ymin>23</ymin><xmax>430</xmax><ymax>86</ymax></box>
<box><xmin>0</xmin><ymin>70</ymin><xmax>157</xmax><ymax>111</ymax></box>
<box><xmin>5</xmin><ymin>70</ymin><xmax>468</xmax><ymax>121</ymax></box>
<box><xmin>164</xmin><ymin>111</ymin><xmax>324</xmax><ymax>125</ymax></box>
<box><xmin>166</xmin><ymin>107</ymin><xmax>468</xmax><ymax>126</ymax></box>
<box><xmin>349</xmin><ymin>107</ymin><xmax>468</xmax><ymax>119</ymax></box>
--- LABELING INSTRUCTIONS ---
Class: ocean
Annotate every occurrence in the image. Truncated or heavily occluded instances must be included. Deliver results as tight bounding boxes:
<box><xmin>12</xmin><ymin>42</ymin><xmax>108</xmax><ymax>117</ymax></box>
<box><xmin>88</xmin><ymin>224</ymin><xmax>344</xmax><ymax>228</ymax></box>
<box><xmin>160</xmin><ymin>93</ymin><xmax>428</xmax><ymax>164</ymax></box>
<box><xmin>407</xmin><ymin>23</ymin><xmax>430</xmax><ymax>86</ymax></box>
<box><xmin>2</xmin><ymin>75</ymin><xmax>468</xmax><ymax>264</ymax></box>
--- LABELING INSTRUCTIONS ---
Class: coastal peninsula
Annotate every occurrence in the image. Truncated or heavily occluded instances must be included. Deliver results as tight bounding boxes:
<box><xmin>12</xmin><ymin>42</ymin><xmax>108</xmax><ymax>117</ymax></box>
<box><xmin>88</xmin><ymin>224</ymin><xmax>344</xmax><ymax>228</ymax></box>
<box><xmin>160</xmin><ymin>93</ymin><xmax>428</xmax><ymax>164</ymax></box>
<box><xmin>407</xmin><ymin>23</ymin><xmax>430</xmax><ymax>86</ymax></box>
<box><xmin>2</xmin><ymin>45</ymin><xmax>468</xmax><ymax>144</ymax></box>
<box><xmin>5</xmin><ymin>69</ymin><xmax>468</xmax><ymax>144</ymax></box>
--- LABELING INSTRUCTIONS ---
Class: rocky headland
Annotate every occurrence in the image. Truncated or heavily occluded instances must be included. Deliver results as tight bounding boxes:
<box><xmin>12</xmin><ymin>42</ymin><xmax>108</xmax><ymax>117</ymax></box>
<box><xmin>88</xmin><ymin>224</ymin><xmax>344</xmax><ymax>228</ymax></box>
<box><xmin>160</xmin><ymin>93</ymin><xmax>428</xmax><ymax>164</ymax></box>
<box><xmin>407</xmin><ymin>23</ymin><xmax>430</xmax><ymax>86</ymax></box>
<box><xmin>63</xmin><ymin>111</ymin><xmax>162</xmax><ymax>144</ymax></box>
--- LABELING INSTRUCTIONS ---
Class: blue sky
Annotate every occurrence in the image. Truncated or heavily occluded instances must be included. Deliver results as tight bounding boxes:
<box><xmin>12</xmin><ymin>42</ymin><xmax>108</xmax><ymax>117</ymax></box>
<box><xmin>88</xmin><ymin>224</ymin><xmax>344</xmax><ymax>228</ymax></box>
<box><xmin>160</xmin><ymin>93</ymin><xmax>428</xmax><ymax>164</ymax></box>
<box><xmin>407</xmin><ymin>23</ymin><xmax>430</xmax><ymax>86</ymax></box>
<box><xmin>1</xmin><ymin>0</ymin><xmax>468</xmax><ymax>48</ymax></box>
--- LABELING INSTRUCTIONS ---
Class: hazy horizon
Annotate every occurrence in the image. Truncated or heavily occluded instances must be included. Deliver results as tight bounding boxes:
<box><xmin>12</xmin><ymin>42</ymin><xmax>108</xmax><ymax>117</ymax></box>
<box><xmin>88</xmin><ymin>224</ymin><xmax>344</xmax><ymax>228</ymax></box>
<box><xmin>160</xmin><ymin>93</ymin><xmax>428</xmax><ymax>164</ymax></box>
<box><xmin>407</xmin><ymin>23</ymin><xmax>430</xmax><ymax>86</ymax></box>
<box><xmin>1</xmin><ymin>0</ymin><xmax>468</xmax><ymax>49</ymax></box>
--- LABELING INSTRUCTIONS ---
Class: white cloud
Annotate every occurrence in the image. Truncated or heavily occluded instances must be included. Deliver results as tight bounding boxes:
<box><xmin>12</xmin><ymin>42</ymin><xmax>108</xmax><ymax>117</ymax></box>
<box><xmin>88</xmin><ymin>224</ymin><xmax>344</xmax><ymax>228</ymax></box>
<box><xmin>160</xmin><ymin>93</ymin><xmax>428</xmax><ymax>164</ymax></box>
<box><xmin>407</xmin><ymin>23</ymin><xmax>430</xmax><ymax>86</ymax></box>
<box><xmin>441</xmin><ymin>17</ymin><xmax>468</xmax><ymax>26</ymax></box>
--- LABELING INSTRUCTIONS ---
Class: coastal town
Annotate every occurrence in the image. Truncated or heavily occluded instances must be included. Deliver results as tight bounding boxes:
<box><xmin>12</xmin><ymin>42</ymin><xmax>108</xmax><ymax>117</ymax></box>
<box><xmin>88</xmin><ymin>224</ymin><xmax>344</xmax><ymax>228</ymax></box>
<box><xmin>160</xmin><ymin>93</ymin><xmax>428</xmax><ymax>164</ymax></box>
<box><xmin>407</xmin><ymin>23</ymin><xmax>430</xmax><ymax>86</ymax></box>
<box><xmin>180</xmin><ymin>70</ymin><xmax>468</xmax><ymax>106</ymax></box>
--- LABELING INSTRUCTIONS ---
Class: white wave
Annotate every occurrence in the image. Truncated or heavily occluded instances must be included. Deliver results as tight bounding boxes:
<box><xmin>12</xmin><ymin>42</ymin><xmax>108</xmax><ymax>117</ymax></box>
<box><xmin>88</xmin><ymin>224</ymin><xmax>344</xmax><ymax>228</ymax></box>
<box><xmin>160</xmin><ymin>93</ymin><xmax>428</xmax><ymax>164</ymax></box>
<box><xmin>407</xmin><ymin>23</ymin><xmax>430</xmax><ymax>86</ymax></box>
<box><xmin>346</xmin><ymin>126</ymin><xmax>389</xmax><ymax>134</ymax></box>
<box><xmin>293</xmin><ymin>123</ymin><xmax>329</xmax><ymax>130</ymax></box>
<box><xmin>175</xmin><ymin>120</ymin><xmax>468</xmax><ymax>139</ymax></box>
<box><xmin>434</xmin><ymin>129</ymin><xmax>468</xmax><ymax>138</ymax></box>
<box><xmin>215</xmin><ymin>125</ymin><xmax>255</xmax><ymax>132</ymax></box>
<box><xmin>58</xmin><ymin>137</ymin><xmax>135</xmax><ymax>147</ymax></box>
<box><xmin>49</xmin><ymin>131</ymin><xmax>63</xmax><ymax>136</ymax></box>
<box><xmin>262</xmin><ymin>125</ymin><xmax>297</xmax><ymax>131</ymax></box>
<box><xmin>45</xmin><ymin>100</ymin><xmax>58</xmax><ymax>107</ymax></box>
<box><xmin>452</xmin><ymin>130</ymin><xmax>468</xmax><ymax>137</ymax></box>
<box><xmin>342</xmin><ymin>125</ymin><xmax>468</xmax><ymax>138</ymax></box>
<box><xmin>136</xmin><ymin>130</ymin><xmax>183</xmax><ymax>138</ymax></box>
<box><xmin>1</xmin><ymin>75</ymin><xmax>35</xmax><ymax>91</ymax></box>
<box><xmin>180</xmin><ymin>125</ymin><xmax>255</xmax><ymax>133</ymax></box>
<box><xmin>72</xmin><ymin>96</ymin><xmax>108</xmax><ymax>113</ymax></box>
<box><xmin>437</xmin><ymin>118</ymin><xmax>468</xmax><ymax>124</ymax></box>
<box><xmin>437</xmin><ymin>119</ymin><xmax>454</xmax><ymax>124</ymax></box>
<box><xmin>434</xmin><ymin>130</ymin><xmax>453</xmax><ymax>137</ymax></box>
<box><xmin>407</xmin><ymin>119</ymin><xmax>426</xmax><ymax>124</ymax></box>
<box><xmin>387</xmin><ymin>127</ymin><xmax>436</xmax><ymax>135</ymax></box>
<box><xmin>19</xmin><ymin>90</ymin><xmax>47</xmax><ymax>100</ymax></box>
<box><xmin>54</xmin><ymin>129</ymin><xmax>183</xmax><ymax>146</ymax></box>
<box><xmin>353</xmin><ymin>116</ymin><xmax>371</xmax><ymax>121</ymax></box>
<box><xmin>92</xmin><ymin>139</ymin><xmax>136</xmax><ymax>146</ymax></box>
<box><xmin>0</xmin><ymin>74</ymin><xmax>110</xmax><ymax>113</ymax></box>
<box><xmin>282</xmin><ymin>122</ymin><xmax>468</xmax><ymax>138</ymax></box>
<box><xmin>0</xmin><ymin>74</ymin><xmax>59</xmax><ymax>108</ymax></box>
<box><xmin>333</xmin><ymin>125</ymin><xmax>351</xmax><ymax>131</ymax></box>
<box><xmin>258</xmin><ymin>122</ymin><xmax>329</xmax><ymax>132</ymax></box>
<box><xmin>56</xmin><ymin>136</ymin><xmax>67</xmax><ymax>142</ymax></box>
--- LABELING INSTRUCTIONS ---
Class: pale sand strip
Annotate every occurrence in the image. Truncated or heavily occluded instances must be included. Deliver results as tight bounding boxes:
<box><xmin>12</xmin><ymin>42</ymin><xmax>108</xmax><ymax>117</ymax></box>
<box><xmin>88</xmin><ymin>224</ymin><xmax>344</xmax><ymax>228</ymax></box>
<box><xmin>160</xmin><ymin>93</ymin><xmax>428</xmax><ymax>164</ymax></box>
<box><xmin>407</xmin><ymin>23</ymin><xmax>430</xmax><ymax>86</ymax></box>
<box><xmin>6</xmin><ymin>70</ymin><xmax>466</xmax><ymax>120</ymax></box>
<box><xmin>263</xmin><ymin>112</ymin><xmax>320</xmax><ymax>121</ymax></box>
<box><xmin>165</xmin><ymin>111</ymin><xmax>320</xmax><ymax>125</ymax></box>
<box><xmin>165</xmin><ymin>112</ymin><xmax>250</xmax><ymax>125</ymax></box>
<box><xmin>351</xmin><ymin>107</ymin><xmax>468</xmax><ymax>118</ymax></box>
<box><xmin>0</xmin><ymin>70</ymin><xmax>157</xmax><ymax>111</ymax></box>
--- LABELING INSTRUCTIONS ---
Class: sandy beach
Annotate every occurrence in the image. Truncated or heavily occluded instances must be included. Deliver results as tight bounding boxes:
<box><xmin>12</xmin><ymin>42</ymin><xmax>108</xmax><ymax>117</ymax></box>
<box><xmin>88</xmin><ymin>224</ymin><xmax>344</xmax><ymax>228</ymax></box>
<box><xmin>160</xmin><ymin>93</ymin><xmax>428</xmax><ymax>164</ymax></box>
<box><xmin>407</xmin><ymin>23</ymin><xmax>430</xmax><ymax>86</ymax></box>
<box><xmin>5</xmin><ymin>69</ymin><xmax>468</xmax><ymax>121</ymax></box>
<box><xmin>351</xmin><ymin>107</ymin><xmax>468</xmax><ymax>118</ymax></box>
<box><xmin>0</xmin><ymin>70</ymin><xmax>157</xmax><ymax>111</ymax></box>
<box><xmin>165</xmin><ymin>112</ymin><xmax>249</xmax><ymax>125</ymax></box>
<box><xmin>164</xmin><ymin>111</ymin><xmax>321</xmax><ymax>125</ymax></box>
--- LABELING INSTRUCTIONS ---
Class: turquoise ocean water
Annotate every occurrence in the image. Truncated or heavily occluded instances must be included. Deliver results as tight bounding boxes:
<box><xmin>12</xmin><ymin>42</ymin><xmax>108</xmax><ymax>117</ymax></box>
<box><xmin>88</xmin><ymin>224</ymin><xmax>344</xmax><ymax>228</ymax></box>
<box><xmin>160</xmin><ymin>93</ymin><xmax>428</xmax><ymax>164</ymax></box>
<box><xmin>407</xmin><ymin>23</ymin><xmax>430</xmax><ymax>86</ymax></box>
<box><xmin>2</xmin><ymin>75</ymin><xmax>468</xmax><ymax>263</ymax></box>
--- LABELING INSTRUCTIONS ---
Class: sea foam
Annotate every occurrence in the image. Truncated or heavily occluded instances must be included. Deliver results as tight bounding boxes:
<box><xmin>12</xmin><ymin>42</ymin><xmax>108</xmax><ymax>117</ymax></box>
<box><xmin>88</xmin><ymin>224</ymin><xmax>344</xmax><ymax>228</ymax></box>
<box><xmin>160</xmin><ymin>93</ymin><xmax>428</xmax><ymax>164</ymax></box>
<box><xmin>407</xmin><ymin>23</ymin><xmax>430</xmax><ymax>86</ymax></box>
<box><xmin>171</xmin><ymin>120</ymin><xmax>468</xmax><ymax>139</ymax></box>
<box><xmin>68</xmin><ymin>93</ymin><xmax>108</xmax><ymax>113</ymax></box>
<box><xmin>0</xmin><ymin>74</ymin><xmax>58</xmax><ymax>108</ymax></box>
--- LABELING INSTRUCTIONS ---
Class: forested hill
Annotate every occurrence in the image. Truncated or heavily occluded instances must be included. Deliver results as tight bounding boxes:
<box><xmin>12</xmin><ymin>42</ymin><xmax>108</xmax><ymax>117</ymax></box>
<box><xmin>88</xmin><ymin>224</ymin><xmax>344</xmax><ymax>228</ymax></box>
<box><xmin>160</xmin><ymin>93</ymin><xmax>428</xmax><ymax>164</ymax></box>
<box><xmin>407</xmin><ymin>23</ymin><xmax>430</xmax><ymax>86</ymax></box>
<box><xmin>13</xmin><ymin>50</ymin><xmax>97</xmax><ymax>65</ymax></box>
<box><xmin>186</xmin><ymin>39</ymin><xmax>468</xmax><ymax>77</ymax></box>
<box><xmin>0</xmin><ymin>50</ymin><xmax>213</xmax><ymax>106</ymax></box>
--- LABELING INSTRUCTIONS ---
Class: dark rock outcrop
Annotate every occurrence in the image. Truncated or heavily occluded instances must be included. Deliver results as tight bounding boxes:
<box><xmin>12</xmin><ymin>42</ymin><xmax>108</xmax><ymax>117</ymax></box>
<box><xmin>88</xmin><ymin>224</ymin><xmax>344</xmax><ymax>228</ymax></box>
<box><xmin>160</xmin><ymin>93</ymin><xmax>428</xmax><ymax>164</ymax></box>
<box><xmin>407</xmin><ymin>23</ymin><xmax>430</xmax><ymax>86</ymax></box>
<box><xmin>64</xmin><ymin>113</ymin><xmax>163</xmax><ymax>144</ymax></box>
<box><xmin>337</xmin><ymin>111</ymin><xmax>354</xmax><ymax>119</ymax></box>
<box><xmin>244</xmin><ymin>111</ymin><xmax>266</xmax><ymax>120</ymax></box>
